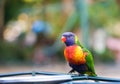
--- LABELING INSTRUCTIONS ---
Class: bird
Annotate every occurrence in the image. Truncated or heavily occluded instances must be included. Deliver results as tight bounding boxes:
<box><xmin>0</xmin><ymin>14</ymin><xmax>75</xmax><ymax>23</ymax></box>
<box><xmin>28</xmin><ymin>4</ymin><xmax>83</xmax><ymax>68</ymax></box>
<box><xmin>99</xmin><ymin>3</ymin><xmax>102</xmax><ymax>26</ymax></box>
<box><xmin>61</xmin><ymin>32</ymin><xmax>97</xmax><ymax>76</ymax></box>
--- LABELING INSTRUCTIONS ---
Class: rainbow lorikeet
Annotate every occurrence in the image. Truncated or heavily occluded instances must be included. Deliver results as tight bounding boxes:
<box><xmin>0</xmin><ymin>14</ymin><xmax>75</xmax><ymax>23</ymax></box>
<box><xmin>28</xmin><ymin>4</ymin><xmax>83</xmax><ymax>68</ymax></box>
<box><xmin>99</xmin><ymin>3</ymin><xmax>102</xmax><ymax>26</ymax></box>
<box><xmin>61</xmin><ymin>32</ymin><xmax>97</xmax><ymax>76</ymax></box>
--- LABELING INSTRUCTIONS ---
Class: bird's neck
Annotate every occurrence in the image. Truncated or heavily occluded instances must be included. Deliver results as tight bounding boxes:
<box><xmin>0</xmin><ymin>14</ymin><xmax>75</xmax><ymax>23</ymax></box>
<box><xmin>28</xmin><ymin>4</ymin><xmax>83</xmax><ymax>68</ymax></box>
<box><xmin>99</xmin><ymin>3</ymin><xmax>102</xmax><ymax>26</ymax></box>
<box><xmin>65</xmin><ymin>42</ymin><xmax>75</xmax><ymax>46</ymax></box>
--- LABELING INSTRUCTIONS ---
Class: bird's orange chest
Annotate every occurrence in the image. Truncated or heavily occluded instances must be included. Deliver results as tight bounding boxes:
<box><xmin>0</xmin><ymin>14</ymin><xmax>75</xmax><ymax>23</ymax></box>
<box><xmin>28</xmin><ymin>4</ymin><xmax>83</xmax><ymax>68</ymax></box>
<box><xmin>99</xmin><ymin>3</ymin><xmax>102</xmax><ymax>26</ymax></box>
<box><xmin>64</xmin><ymin>45</ymin><xmax>86</xmax><ymax>65</ymax></box>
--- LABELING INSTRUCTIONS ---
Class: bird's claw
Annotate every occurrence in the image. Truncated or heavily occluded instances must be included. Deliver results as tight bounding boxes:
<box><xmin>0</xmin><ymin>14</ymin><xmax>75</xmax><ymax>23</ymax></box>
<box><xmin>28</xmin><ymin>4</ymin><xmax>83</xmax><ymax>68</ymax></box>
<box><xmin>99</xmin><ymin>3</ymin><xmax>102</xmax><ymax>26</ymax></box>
<box><xmin>68</xmin><ymin>69</ymin><xmax>75</xmax><ymax>74</ymax></box>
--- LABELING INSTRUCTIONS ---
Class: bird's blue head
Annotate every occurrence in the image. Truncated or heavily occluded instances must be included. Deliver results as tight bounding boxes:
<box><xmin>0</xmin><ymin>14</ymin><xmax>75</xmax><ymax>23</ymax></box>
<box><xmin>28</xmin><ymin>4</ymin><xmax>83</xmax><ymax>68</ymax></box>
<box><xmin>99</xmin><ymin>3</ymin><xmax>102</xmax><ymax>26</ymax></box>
<box><xmin>61</xmin><ymin>32</ymin><xmax>77</xmax><ymax>46</ymax></box>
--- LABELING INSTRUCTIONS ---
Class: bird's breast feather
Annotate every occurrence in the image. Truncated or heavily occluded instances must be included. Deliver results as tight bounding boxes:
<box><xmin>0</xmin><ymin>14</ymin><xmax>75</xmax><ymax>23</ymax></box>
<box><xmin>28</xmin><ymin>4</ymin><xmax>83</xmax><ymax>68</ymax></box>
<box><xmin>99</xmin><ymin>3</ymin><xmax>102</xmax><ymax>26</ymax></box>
<box><xmin>64</xmin><ymin>45</ymin><xmax>86</xmax><ymax>65</ymax></box>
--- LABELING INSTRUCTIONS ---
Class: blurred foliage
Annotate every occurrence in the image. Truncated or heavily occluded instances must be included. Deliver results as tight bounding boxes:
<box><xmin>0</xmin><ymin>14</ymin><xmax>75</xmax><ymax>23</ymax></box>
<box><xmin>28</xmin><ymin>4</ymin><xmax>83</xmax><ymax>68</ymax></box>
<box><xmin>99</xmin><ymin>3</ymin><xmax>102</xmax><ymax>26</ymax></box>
<box><xmin>0</xmin><ymin>41</ymin><xmax>33</xmax><ymax>64</ymax></box>
<box><xmin>99</xmin><ymin>48</ymin><xmax>115</xmax><ymax>63</ymax></box>
<box><xmin>5</xmin><ymin>0</ymin><xmax>27</xmax><ymax>24</ymax></box>
<box><xmin>89</xmin><ymin>0</ymin><xmax>120</xmax><ymax>27</ymax></box>
<box><xmin>5</xmin><ymin>0</ymin><xmax>120</xmax><ymax>34</ymax></box>
<box><xmin>2</xmin><ymin>0</ymin><xmax>120</xmax><ymax>64</ymax></box>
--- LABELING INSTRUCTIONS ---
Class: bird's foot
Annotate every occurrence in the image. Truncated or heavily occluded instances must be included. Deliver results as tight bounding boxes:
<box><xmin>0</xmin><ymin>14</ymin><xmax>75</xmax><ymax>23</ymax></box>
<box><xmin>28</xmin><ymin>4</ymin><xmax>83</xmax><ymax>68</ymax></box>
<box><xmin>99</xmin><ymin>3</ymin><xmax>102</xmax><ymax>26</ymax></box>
<box><xmin>78</xmin><ymin>73</ymin><xmax>88</xmax><ymax>77</ymax></box>
<box><xmin>68</xmin><ymin>69</ymin><xmax>75</xmax><ymax>74</ymax></box>
<box><xmin>78</xmin><ymin>73</ymin><xmax>84</xmax><ymax>76</ymax></box>
<box><xmin>67</xmin><ymin>69</ymin><xmax>76</xmax><ymax>75</ymax></box>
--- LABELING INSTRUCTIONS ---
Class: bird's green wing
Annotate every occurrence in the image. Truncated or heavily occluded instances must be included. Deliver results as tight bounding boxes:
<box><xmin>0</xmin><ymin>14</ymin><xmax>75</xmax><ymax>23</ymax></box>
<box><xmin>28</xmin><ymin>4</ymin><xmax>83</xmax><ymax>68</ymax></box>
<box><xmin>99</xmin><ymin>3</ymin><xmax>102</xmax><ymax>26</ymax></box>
<box><xmin>75</xmin><ymin>36</ymin><xmax>96</xmax><ymax>76</ymax></box>
<box><xmin>85</xmin><ymin>51</ymin><xmax>97</xmax><ymax>76</ymax></box>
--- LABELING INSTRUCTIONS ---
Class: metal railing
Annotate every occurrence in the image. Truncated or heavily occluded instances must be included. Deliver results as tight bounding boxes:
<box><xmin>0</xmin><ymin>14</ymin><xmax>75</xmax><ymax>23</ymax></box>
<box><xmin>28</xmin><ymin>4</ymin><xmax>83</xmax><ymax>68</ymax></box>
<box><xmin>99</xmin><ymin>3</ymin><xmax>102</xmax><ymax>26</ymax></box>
<box><xmin>0</xmin><ymin>71</ymin><xmax>120</xmax><ymax>84</ymax></box>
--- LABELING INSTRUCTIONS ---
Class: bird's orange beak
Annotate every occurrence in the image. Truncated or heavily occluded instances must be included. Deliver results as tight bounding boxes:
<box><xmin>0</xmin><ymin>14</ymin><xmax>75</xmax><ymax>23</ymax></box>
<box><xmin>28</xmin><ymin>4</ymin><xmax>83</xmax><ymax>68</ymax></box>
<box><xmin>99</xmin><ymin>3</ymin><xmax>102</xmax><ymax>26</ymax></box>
<box><xmin>61</xmin><ymin>36</ymin><xmax>66</xmax><ymax>42</ymax></box>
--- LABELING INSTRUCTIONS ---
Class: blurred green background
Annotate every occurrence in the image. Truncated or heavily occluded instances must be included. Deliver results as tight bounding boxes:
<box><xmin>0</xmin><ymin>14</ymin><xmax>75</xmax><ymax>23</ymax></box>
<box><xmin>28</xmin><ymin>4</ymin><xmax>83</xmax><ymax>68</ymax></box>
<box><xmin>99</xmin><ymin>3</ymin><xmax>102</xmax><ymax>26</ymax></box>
<box><xmin>0</xmin><ymin>0</ymin><xmax>120</xmax><ymax>77</ymax></box>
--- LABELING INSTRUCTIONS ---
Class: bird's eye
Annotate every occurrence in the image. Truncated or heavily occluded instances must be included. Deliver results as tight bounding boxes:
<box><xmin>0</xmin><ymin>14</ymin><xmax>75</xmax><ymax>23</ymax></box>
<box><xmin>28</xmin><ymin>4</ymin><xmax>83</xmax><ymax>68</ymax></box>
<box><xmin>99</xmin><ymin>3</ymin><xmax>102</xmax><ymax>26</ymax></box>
<box><xmin>69</xmin><ymin>35</ymin><xmax>72</xmax><ymax>37</ymax></box>
<box><xmin>69</xmin><ymin>35</ymin><xmax>71</xmax><ymax>37</ymax></box>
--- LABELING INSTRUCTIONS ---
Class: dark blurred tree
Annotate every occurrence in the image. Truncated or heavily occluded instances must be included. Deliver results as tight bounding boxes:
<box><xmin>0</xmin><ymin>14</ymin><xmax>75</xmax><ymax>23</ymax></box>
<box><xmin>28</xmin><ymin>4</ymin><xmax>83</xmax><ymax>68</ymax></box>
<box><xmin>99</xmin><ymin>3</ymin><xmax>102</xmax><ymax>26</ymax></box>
<box><xmin>4</xmin><ymin>0</ymin><xmax>32</xmax><ymax>24</ymax></box>
<box><xmin>116</xmin><ymin>0</ymin><xmax>120</xmax><ymax>6</ymax></box>
<box><xmin>0</xmin><ymin>0</ymin><xmax>30</xmax><ymax>40</ymax></box>
<box><xmin>0</xmin><ymin>0</ymin><xmax>5</xmax><ymax>40</ymax></box>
